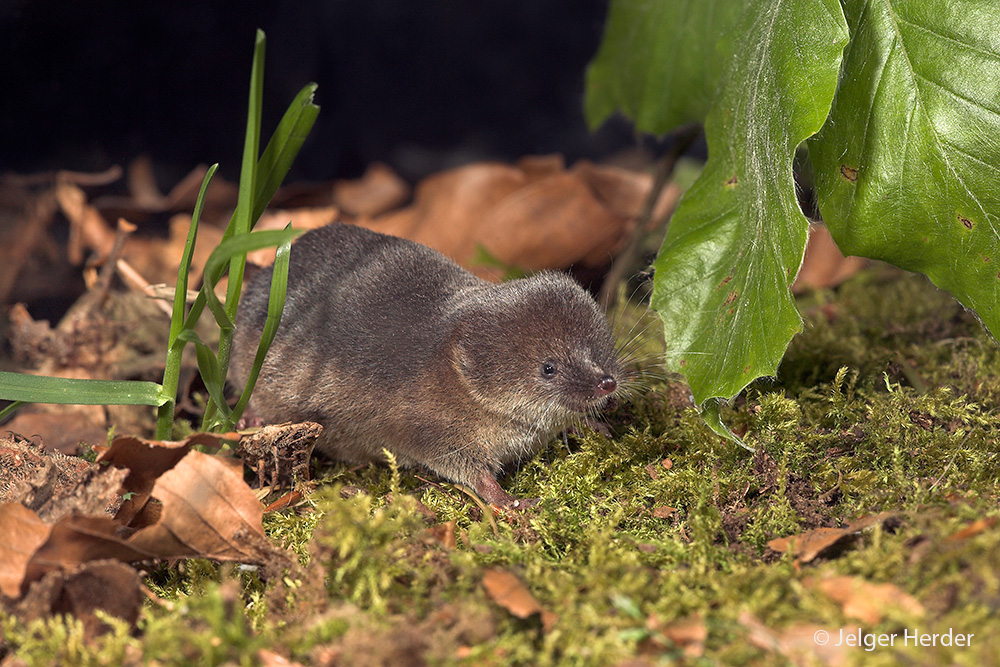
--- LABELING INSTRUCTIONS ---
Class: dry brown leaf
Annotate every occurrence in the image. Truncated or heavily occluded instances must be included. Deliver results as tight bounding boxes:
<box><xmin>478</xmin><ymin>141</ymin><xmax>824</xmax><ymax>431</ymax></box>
<box><xmin>739</xmin><ymin>612</ymin><xmax>848</xmax><ymax>667</ymax></box>
<box><xmin>476</xmin><ymin>171</ymin><xmax>625</xmax><ymax>274</ymax></box>
<box><xmin>809</xmin><ymin>575</ymin><xmax>924</xmax><ymax>625</ymax></box>
<box><xmin>257</xmin><ymin>649</ymin><xmax>306</xmax><ymax>667</ymax></box>
<box><xmin>23</xmin><ymin>514</ymin><xmax>154</xmax><ymax>586</ymax></box>
<box><xmin>14</xmin><ymin>560</ymin><xmax>145</xmax><ymax>637</ymax></box>
<box><xmin>425</xmin><ymin>520</ymin><xmax>457</xmax><ymax>550</ymax></box>
<box><xmin>0</xmin><ymin>503</ymin><xmax>52</xmax><ymax>598</ymax></box>
<box><xmin>642</xmin><ymin>613</ymin><xmax>706</xmax><ymax>658</ymax></box>
<box><xmin>572</xmin><ymin>160</ymin><xmax>680</xmax><ymax>222</ymax></box>
<box><xmin>2</xmin><ymin>407</ymin><xmax>108</xmax><ymax>456</ymax></box>
<box><xmin>55</xmin><ymin>181</ymin><xmax>116</xmax><ymax>264</ymax></box>
<box><xmin>515</xmin><ymin>154</ymin><xmax>566</xmax><ymax>181</ymax></box>
<box><xmin>118</xmin><ymin>213</ymin><xmax>226</xmax><ymax>290</ymax></box>
<box><xmin>659</xmin><ymin>616</ymin><xmax>707</xmax><ymax>656</ymax></box>
<box><xmin>1</xmin><ymin>434</ymin><xmax>273</xmax><ymax>601</ymax></box>
<box><xmin>332</xmin><ymin>162</ymin><xmax>410</xmax><ymax>216</ymax></box>
<box><xmin>236</xmin><ymin>421</ymin><xmax>321</xmax><ymax>490</ymax></box>
<box><xmin>793</xmin><ymin>224</ymin><xmax>868</xmax><ymax>293</ymax></box>
<box><xmin>768</xmin><ymin>527</ymin><xmax>850</xmax><ymax>563</ymax></box>
<box><xmin>651</xmin><ymin>506</ymin><xmax>676</xmax><ymax>519</ymax></box>
<box><xmin>92</xmin><ymin>162</ymin><xmax>238</xmax><ymax>223</ymax></box>
<box><xmin>126</xmin><ymin>450</ymin><xmax>270</xmax><ymax>562</ymax></box>
<box><xmin>360</xmin><ymin>158</ymin><xmax>641</xmax><ymax>280</ymax></box>
<box><xmin>126</xmin><ymin>155</ymin><xmax>165</xmax><ymax>209</ymax></box>
<box><xmin>239</xmin><ymin>157</ymin><xmax>655</xmax><ymax>282</ymax></box>
<box><xmin>481</xmin><ymin>567</ymin><xmax>557</xmax><ymax>632</ymax></box>
<box><xmin>767</xmin><ymin>512</ymin><xmax>899</xmax><ymax>564</ymax></box>
<box><xmin>167</xmin><ymin>213</ymin><xmax>224</xmax><ymax>283</ymax></box>
<box><xmin>159</xmin><ymin>163</ymin><xmax>238</xmax><ymax>213</ymax></box>
<box><xmin>263</xmin><ymin>490</ymin><xmax>304</xmax><ymax>514</ymax></box>
<box><xmin>367</xmin><ymin>162</ymin><xmax>526</xmax><ymax>264</ymax></box>
<box><xmin>946</xmin><ymin>516</ymin><xmax>998</xmax><ymax>542</ymax></box>
<box><xmin>0</xmin><ymin>505</ymin><xmax>154</xmax><ymax>598</ymax></box>
<box><xmin>97</xmin><ymin>435</ymin><xmax>198</xmax><ymax>526</ymax></box>
<box><xmin>0</xmin><ymin>182</ymin><xmax>59</xmax><ymax>304</ymax></box>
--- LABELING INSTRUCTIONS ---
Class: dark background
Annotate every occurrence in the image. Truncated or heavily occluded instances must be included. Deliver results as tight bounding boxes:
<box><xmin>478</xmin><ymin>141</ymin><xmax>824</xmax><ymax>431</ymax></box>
<box><xmin>1</xmin><ymin>0</ymin><xmax>639</xmax><ymax>187</ymax></box>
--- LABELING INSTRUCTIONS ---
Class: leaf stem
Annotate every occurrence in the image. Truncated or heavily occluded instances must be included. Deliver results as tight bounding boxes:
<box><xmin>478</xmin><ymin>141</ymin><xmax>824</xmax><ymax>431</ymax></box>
<box><xmin>600</xmin><ymin>124</ymin><xmax>702</xmax><ymax>309</ymax></box>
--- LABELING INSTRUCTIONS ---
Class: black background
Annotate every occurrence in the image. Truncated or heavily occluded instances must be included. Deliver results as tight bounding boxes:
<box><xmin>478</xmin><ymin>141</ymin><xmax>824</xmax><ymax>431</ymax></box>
<box><xmin>1</xmin><ymin>0</ymin><xmax>637</xmax><ymax>187</ymax></box>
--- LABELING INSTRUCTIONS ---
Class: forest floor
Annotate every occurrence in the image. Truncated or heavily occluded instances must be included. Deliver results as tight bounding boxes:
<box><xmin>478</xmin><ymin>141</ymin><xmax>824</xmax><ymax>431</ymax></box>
<box><xmin>4</xmin><ymin>258</ymin><xmax>999</xmax><ymax>666</ymax></box>
<box><xmin>3</xmin><ymin>268</ymin><xmax>1000</xmax><ymax>665</ymax></box>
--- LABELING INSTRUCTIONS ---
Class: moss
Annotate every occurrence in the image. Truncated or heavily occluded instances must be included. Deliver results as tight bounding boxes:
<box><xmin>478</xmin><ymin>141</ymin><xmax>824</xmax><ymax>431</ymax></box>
<box><xmin>2</xmin><ymin>613</ymin><xmax>136</xmax><ymax>667</ymax></box>
<box><xmin>6</xmin><ymin>267</ymin><xmax>1000</xmax><ymax>665</ymax></box>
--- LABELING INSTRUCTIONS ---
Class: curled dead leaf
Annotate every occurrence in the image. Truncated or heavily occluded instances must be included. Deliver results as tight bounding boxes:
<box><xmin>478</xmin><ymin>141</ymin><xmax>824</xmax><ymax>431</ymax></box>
<box><xmin>808</xmin><ymin>575</ymin><xmax>924</xmax><ymax>625</ymax></box>
<box><xmin>126</xmin><ymin>450</ymin><xmax>271</xmax><ymax>562</ymax></box>
<box><xmin>651</xmin><ymin>506</ymin><xmax>677</xmax><ymax>519</ymax></box>
<box><xmin>14</xmin><ymin>559</ymin><xmax>145</xmax><ymax>637</ymax></box>
<box><xmin>946</xmin><ymin>516</ymin><xmax>998</xmax><ymax>542</ymax></box>
<box><xmin>332</xmin><ymin>162</ymin><xmax>410</xmax><ymax>216</ymax></box>
<box><xmin>481</xmin><ymin>567</ymin><xmax>557</xmax><ymax>632</ymax></box>
<box><xmin>425</xmin><ymin>520</ymin><xmax>457</xmax><ymax>550</ymax></box>
<box><xmin>97</xmin><ymin>434</ymin><xmax>200</xmax><ymax>526</ymax></box>
<box><xmin>642</xmin><ymin>614</ymin><xmax>706</xmax><ymax>658</ymax></box>
<box><xmin>1</xmin><ymin>433</ymin><xmax>277</xmax><ymax>602</ymax></box>
<box><xmin>0</xmin><ymin>503</ymin><xmax>52</xmax><ymax>598</ymax></box>
<box><xmin>236</xmin><ymin>421</ymin><xmax>321</xmax><ymax>490</ymax></box>
<box><xmin>55</xmin><ymin>181</ymin><xmax>115</xmax><ymax>264</ymax></box>
<box><xmin>739</xmin><ymin>611</ymin><xmax>848</xmax><ymax>667</ymax></box>
<box><xmin>767</xmin><ymin>512</ymin><xmax>899</xmax><ymax>564</ymax></box>
<box><xmin>361</xmin><ymin>157</ymin><xmax>662</xmax><ymax>280</ymax></box>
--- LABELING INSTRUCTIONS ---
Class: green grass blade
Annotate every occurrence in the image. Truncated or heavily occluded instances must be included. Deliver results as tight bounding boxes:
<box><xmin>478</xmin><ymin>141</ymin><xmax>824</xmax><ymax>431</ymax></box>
<box><xmin>229</xmin><ymin>224</ymin><xmax>294</xmax><ymax>426</ymax></box>
<box><xmin>168</xmin><ymin>163</ymin><xmax>218</xmax><ymax>347</ymax></box>
<box><xmin>0</xmin><ymin>371</ymin><xmax>165</xmax><ymax>406</ymax></box>
<box><xmin>0</xmin><ymin>400</ymin><xmax>26</xmax><ymax>422</ymax></box>
<box><xmin>225</xmin><ymin>29</ymin><xmax>266</xmax><ymax>314</ymax></box>
<box><xmin>199</xmin><ymin>227</ymin><xmax>303</xmax><ymax>332</ymax></box>
<box><xmin>176</xmin><ymin>330</ymin><xmax>232</xmax><ymax>427</ymax></box>
<box><xmin>157</xmin><ymin>164</ymin><xmax>219</xmax><ymax>438</ymax></box>
<box><xmin>253</xmin><ymin>83</ymin><xmax>320</xmax><ymax>222</ymax></box>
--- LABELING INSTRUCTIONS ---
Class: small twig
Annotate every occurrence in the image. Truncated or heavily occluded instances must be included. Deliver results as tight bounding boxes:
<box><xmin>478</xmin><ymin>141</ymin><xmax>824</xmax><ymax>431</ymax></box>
<box><xmin>57</xmin><ymin>218</ymin><xmax>137</xmax><ymax>331</ymax></box>
<box><xmin>600</xmin><ymin>124</ymin><xmax>702</xmax><ymax>310</ymax></box>
<box><xmin>114</xmin><ymin>260</ymin><xmax>176</xmax><ymax>317</ymax></box>
<box><xmin>452</xmin><ymin>483</ymin><xmax>500</xmax><ymax>537</ymax></box>
<box><xmin>3</xmin><ymin>165</ymin><xmax>122</xmax><ymax>188</ymax></box>
<box><xmin>91</xmin><ymin>218</ymin><xmax>136</xmax><ymax>292</ymax></box>
<box><xmin>894</xmin><ymin>352</ymin><xmax>929</xmax><ymax>395</ymax></box>
<box><xmin>929</xmin><ymin>432</ymin><xmax>970</xmax><ymax>492</ymax></box>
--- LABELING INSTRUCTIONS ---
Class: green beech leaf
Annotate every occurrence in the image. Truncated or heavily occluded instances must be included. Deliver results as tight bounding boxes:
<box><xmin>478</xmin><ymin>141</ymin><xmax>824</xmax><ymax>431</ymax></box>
<box><xmin>649</xmin><ymin>1</ymin><xmax>848</xmax><ymax>439</ymax></box>
<box><xmin>585</xmin><ymin>0</ymin><xmax>744</xmax><ymax>133</ymax></box>
<box><xmin>810</xmin><ymin>0</ymin><xmax>1000</xmax><ymax>336</ymax></box>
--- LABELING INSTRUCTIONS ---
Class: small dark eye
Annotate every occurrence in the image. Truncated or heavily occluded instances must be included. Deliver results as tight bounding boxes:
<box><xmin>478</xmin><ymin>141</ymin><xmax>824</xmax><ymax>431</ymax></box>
<box><xmin>541</xmin><ymin>361</ymin><xmax>557</xmax><ymax>379</ymax></box>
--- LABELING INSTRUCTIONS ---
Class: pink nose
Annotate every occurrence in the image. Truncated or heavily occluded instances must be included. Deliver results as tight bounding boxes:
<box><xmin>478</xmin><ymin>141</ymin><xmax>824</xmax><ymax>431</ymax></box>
<box><xmin>597</xmin><ymin>376</ymin><xmax>617</xmax><ymax>396</ymax></box>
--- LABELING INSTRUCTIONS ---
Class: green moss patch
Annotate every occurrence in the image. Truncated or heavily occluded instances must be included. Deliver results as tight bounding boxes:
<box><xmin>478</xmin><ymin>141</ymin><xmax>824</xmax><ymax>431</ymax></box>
<box><xmin>4</xmin><ymin>267</ymin><xmax>999</xmax><ymax>665</ymax></box>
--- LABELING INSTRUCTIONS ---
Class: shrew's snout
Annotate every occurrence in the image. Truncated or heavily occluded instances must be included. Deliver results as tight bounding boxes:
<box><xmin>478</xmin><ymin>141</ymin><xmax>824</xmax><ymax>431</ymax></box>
<box><xmin>597</xmin><ymin>375</ymin><xmax>617</xmax><ymax>396</ymax></box>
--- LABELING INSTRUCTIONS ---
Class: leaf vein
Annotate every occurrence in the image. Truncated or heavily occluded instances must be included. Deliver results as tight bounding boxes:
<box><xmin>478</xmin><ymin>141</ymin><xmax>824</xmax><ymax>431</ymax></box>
<box><xmin>895</xmin><ymin>15</ymin><xmax>1000</xmax><ymax>63</ymax></box>
<box><xmin>911</xmin><ymin>71</ymin><xmax>1000</xmax><ymax>121</ymax></box>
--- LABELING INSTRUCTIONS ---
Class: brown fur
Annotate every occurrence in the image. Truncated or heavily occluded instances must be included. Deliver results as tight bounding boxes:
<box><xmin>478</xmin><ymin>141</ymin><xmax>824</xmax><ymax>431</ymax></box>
<box><xmin>231</xmin><ymin>223</ymin><xmax>622</xmax><ymax>507</ymax></box>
